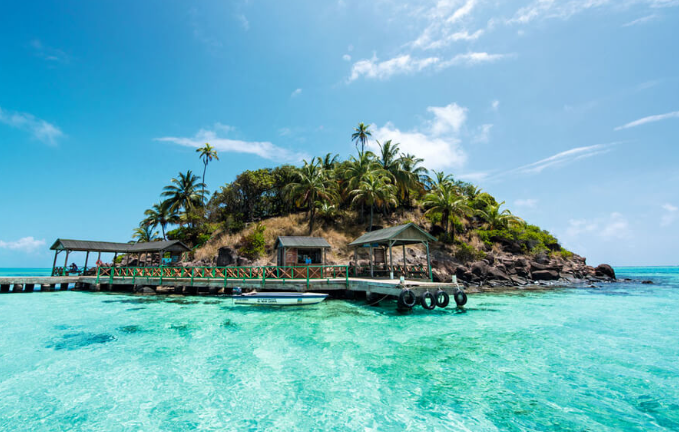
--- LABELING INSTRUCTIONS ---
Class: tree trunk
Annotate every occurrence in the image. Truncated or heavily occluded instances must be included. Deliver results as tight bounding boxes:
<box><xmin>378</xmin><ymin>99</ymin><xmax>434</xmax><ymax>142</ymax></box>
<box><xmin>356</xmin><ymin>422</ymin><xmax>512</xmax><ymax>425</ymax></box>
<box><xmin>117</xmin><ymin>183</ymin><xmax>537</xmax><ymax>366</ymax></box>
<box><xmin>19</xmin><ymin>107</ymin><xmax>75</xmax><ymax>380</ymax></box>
<box><xmin>369</xmin><ymin>205</ymin><xmax>374</xmax><ymax>232</ymax></box>
<box><xmin>161</xmin><ymin>224</ymin><xmax>166</xmax><ymax>241</ymax></box>
<box><xmin>202</xmin><ymin>161</ymin><xmax>208</xmax><ymax>201</ymax></box>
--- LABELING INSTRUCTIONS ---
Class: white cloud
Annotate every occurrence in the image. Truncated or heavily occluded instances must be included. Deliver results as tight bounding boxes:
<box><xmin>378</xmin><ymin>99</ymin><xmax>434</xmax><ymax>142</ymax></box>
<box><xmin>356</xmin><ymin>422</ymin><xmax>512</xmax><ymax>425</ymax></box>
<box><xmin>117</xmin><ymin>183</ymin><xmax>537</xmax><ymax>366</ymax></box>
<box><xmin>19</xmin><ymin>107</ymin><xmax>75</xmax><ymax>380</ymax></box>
<box><xmin>428</xmin><ymin>103</ymin><xmax>467</xmax><ymax>135</ymax></box>
<box><xmin>348</xmin><ymin>52</ymin><xmax>510</xmax><ymax>82</ymax></box>
<box><xmin>515</xmin><ymin>198</ymin><xmax>538</xmax><ymax>208</ymax></box>
<box><xmin>615</xmin><ymin>110</ymin><xmax>679</xmax><ymax>130</ymax></box>
<box><xmin>623</xmin><ymin>14</ymin><xmax>657</xmax><ymax>26</ymax></box>
<box><xmin>661</xmin><ymin>203</ymin><xmax>678</xmax><ymax>226</ymax></box>
<box><xmin>291</xmin><ymin>88</ymin><xmax>302</xmax><ymax>97</ymax></box>
<box><xmin>0</xmin><ymin>107</ymin><xmax>64</xmax><ymax>145</ymax></box>
<box><xmin>0</xmin><ymin>237</ymin><xmax>45</xmax><ymax>253</ymax></box>
<box><xmin>30</xmin><ymin>39</ymin><xmax>70</xmax><ymax>63</ymax></box>
<box><xmin>472</xmin><ymin>123</ymin><xmax>493</xmax><ymax>143</ymax></box>
<box><xmin>491</xmin><ymin>100</ymin><xmax>500</xmax><ymax>111</ymax></box>
<box><xmin>565</xmin><ymin>212</ymin><xmax>630</xmax><ymax>241</ymax></box>
<box><xmin>370</xmin><ymin>103</ymin><xmax>469</xmax><ymax>170</ymax></box>
<box><xmin>156</xmin><ymin>124</ymin><xmax>308</xmax><ymax>162</ymax></box>
<box><xmin>343</xmin><ymin>54</ymin><xmax>351</xmax><ymax>61</ymax></box>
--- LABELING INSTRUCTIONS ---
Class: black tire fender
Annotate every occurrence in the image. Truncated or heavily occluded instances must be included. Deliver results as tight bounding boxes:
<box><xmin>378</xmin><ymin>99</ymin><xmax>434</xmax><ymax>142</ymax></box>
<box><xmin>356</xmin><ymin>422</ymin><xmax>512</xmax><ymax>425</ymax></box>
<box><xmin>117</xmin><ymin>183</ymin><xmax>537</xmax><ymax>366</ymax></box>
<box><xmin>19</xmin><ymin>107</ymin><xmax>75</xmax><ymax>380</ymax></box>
<box><xmin>435</xmin><ymin>290</ymin><xmax>450</xmax><ymax>308</ymax></box>
<box><xmin>454</xmin><ymin>290</ymin><xmax>468</xmax><ymax>307</ymax></box>
<box><xmin>398</xmin><ymin>289</ymin><xmax>417</xmax><ymax>308</ymax></box>
<box><xmin>421</xmin><ymin>291</ymin><xmax>437</xmax><ymax>310</ymax></box>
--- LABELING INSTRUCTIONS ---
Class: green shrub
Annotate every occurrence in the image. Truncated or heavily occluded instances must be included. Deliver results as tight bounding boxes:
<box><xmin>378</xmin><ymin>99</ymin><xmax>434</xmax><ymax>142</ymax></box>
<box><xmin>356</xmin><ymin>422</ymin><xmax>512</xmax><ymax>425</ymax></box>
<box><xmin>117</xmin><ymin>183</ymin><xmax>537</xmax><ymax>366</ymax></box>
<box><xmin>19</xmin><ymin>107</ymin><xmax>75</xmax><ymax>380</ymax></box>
<box><xmin>475</xmin><ymin>224</ymin><xmax>560</xmax><ymax>254</ymax></box>
<box><xmin>239</xmin><ymin>223</ymin><xmax>266</xmax><ymax>260</ymax></box>
<box><xmin>558</xmin><ymin>248</ymin><xmax>574</xmax><ymax>259</ymax></box>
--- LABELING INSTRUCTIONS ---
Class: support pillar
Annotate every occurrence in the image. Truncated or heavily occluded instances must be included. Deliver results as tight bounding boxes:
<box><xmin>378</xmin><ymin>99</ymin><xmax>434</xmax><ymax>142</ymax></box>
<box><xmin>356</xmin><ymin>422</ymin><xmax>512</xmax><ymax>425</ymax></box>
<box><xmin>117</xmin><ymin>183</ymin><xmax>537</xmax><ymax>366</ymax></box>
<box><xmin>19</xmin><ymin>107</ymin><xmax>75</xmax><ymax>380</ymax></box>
<box><xmin>63</xmin><ymin>250</ymin><xmax>70</xmax><ymax>275</ymax></box>
<box><xmin>59</xmin><ymin>283</ymin><xmax>69</xmax><ymax>291</ymax></box>
<box><xmin>12</xmin><ymin>284</ymin><xmax>24</xmax><ymax>293</ymax></box>
<box><xmin>84</xmin><ymin>251</ymin><xmax>90</xmax><ymax>272</ymax></box>
<box><xmin>425</xmin><ymin>242</ymin><xmax>432</xmax><ymax>281</ymax></box>
<box><xmin>1</xmin><ymin>284</ymin><xmax>10</xmax><ymax>293</ymax></box>
<box><xmin>402</xmin><ymin>244</ymin><xmax>407</xmax><ymax>277</ymax></box>
<box><xmin>369</xmin><ymin>246</ymin><xmax>374</xmax><ymax>278</ymax></box>
<box><xmin>51</xmin><ymin>250</ymin><xmax>59</xmax><ymax>276</ymax></box>
<box><xmin>389</xmin><ymin>241</ymin><xmax>394</xmax><ymax>279</ymax></box>
<box><xmin>41</xmin><ymin>284</ymin><xmax>55</xmax><ymax>292</ymax></box>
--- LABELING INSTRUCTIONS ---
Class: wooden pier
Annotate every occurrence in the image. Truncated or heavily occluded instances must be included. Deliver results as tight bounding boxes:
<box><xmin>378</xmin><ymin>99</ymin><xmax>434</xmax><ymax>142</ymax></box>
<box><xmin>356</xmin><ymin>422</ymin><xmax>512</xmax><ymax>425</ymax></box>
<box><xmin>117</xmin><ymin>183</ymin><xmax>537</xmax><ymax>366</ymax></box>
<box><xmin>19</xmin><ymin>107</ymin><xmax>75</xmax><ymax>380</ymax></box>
<box><xmin>0</xmin><ymin>265</ymin><xmax>462</xmax><ymax>307</ymax></box>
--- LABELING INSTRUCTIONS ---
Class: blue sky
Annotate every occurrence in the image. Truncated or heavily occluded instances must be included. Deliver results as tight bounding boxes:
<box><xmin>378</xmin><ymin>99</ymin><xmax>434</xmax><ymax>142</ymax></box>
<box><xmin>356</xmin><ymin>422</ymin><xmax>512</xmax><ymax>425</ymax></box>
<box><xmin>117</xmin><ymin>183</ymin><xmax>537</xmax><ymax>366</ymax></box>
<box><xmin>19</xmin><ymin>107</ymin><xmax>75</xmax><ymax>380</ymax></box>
<box><xmin>1</xmin><ymin>0</ymin><xmax>678</xmax><ymax>267</ymax></box>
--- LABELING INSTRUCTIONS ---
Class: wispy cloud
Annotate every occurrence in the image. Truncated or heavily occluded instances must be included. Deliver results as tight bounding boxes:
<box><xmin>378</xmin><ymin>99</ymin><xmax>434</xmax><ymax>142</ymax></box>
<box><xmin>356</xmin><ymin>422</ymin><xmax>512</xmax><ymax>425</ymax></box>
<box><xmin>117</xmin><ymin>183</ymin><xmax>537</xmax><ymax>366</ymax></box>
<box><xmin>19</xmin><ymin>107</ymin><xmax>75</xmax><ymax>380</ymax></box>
<box><xmin>189</xmin><ymin>8</ymin><xmax>222</xmax><ymax>53</ymax></box>
<box><xmin>623</xmin><ymin>14</ymin><xmax>658</xmax><ymax>26</ymax></box>
<box><xmin>512</xmin><ymin>143</ymin><xmax>617</xmax><ymax>175</ymax></box>
<box><xmin>236</xmin><ymin>14</ymin><xmax>250</xmax><ymax>30</ymax></box>
<box><xmin>342</xmin><ymin>54</ymin><xmax>351</xmax><ymax>61</ymax></box>
<box><xmin>291</xmin><ymin>88</ymin><xmax>302</xmax><ymax>98</ymax></box>
<box><xmin>661</xmin><ymin>203</ymin><xmax>678</xmax><ymax>226</ymax></box>
<box><xmin>0</xmin><ymin>237</ymin><xmax>46</xmax><ymax>253</ymax></box>
<box><xmin>156</xmin><ymin>124</ymin><xmax>308</xmax><ymax>162</ymax></box>
<box><xmin>371</xmin><ymin>103</ymin><xmax>469</xmax><ymax>170</ymax></box>
<box><xmin>348</xmin><ymin>52</ymin><xmax>511</xmax><ymax>82</ymax></box>
<box><xmin>565</xmin><ymin>212</ymin><xmax>630</xmax><ymax>241</ymax></box>
<box><xmin>515</xmin><ymin>198</ymin><xmax>538</xmax><ymax>208</ymax></box>
<box><xmin>30</xmin><ymin>39</ymin><xmax>70</xmax><ymax>64</ymax></box>
<box><xmin>472</xmin><ymin>124</ymin><xmax>493</xmax><ymax>143</ymax></box>
<box><xmin>615</xmin><ymin>110</ymin><xmax>679</xmax><ymax>130</ymax></box>
<box><xmin>491</xmin><ymin>100</ymin><xmax>500</xmax><ymax>111</ymax></box>
<box><xmin>0</xmin><ymin>107</ymin><xmax>64</xmax><ymax>145</ymax></box>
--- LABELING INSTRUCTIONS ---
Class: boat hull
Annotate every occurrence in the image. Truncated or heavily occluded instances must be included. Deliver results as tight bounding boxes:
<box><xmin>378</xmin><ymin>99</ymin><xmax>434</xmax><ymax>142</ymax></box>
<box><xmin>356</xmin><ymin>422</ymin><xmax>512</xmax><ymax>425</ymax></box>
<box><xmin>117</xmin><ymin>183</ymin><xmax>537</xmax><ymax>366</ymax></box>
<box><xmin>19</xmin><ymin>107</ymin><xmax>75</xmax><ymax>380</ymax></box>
<box><xmin>233</xmin><ymin>292</ymin><xmax>328</xmax><ymax>306</ymax></box>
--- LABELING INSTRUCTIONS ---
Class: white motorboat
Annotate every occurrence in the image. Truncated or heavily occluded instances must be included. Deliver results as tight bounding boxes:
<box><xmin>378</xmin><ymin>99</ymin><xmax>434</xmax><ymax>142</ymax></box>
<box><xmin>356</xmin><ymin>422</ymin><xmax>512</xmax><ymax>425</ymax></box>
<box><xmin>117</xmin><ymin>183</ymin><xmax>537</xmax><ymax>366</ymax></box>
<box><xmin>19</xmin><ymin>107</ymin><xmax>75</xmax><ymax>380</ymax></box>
<box><xmin>232</xmin><ymin>292</ymin><xmax>328</xmax><ymax>306</ymax></box>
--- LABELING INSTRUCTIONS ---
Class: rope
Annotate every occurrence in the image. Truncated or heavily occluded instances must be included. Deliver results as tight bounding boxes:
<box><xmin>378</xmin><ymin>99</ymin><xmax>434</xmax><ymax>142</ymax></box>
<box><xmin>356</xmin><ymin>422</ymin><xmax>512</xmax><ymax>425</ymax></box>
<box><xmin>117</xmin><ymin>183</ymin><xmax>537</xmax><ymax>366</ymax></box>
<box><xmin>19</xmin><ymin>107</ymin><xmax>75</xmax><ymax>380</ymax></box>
<box><xmin>366</xmin><ymin>293</ymin><xmax>391</xmax><ymax>306</ymax></box>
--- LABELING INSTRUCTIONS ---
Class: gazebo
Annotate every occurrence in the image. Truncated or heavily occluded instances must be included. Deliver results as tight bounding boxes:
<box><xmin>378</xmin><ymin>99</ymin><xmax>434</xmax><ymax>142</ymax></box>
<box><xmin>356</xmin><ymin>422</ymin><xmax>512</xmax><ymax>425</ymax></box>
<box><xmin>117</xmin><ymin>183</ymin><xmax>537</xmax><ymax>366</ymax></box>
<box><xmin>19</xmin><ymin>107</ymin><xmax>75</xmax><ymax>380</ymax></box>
<box><xmin>49</xmin><ymin>239</ymin><xmax>191</xmax><ymax>276</ymax></box>
<box><xmin>348</xmin><ymin>223</ymin><xmax>437</xmax><ymax>281</ymax></box>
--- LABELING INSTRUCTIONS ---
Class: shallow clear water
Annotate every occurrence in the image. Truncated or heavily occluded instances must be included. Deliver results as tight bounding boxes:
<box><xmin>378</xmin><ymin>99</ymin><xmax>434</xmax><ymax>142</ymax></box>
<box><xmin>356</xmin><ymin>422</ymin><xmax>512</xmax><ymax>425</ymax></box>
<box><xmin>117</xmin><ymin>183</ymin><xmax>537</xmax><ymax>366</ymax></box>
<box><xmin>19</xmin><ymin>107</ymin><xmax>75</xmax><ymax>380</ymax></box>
<box><xmin>1</xmin><ymin>268</ymin><xmax>678</xmax><ymax>431</ymax></box>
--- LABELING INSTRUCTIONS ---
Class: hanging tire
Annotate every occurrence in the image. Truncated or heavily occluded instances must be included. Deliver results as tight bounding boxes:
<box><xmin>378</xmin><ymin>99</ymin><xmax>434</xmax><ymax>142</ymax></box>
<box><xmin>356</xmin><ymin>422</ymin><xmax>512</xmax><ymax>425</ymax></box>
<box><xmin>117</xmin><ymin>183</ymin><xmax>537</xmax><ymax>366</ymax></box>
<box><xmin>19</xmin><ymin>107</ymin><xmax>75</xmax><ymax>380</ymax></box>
<box><xmin>435</xmin><ymin>290</ymin><xmax>450</xmax><ymax>308</ymax></box>
<box><xmin>421</xmin><ymin>291</ymin><xmax>437</xmax><ymax>310</ymax></box>
<box><xmin>454</xmin><ymin>290</ymin><xmax>468</xmax><ymax>307</ymax></box>
<box><xmin>398</xmin><ymin>289</ymin><xmax>417</xmax><ymax>309</ymax></box>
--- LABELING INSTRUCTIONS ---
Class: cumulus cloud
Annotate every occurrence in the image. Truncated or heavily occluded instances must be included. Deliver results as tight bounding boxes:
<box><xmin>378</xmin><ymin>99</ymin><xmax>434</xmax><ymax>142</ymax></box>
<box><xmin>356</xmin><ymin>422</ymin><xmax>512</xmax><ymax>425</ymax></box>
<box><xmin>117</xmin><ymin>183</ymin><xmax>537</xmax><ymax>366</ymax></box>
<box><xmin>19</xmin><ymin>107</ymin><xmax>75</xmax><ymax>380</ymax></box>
<box><xmin>615</xmin><ymin>110</ymin><xmax>679</xmax><ymax>130</ymax></box>
<box><xmin>156</xmin><ymin>124</ymin><xmax>308</xmax><ymax>162</ymax></box>
<box><xmin>348</xmin><ymin>52</ymin><xmax>510</xmax><ymax>82</ymax></box>
<box><xmin>370</xmin><ymin>103</ymin><xmax>469</xmax><ymax>170</ymax></box>
<box><xmin>0</xmin><ymin>237</ymin><xmax>46</xmax><ymax>253</ymax></box>
<box><xmin>0</xmin><ymin>107</ymin><xmax>64</xmax><ymax>145</ymax></box>
<box><xmin>661</xmin><ymin>203</ymin><xmax>678</xmax><ymax>226</ymax></box>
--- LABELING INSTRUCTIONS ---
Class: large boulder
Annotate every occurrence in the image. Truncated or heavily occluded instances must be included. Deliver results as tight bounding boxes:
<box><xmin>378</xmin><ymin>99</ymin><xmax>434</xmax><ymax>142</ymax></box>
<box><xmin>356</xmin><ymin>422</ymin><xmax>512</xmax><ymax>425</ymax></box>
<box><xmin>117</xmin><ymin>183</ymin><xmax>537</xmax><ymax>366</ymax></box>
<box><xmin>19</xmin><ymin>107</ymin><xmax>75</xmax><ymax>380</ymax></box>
<box><xmin>470</xmin><ymin>261</ymin><xmax>489</xmax><ymax>277</ymax></box>
<box><xmin>595</xmin><ymin>264</ymin><xmax>616</xmax><ymax>280</ymax></box>
<box><xmin>486</xmin><ymin>267</ymin><xmax>512</xmax><ymax>282</ymax></box>
<box><xmin>217</xmin><ymin>247</ymin><xmax>239</xmax><ymax>266</ymax></box>
<box><xmin>532</xmin><ymin>270</ymin><xmax>559</xmax><ymax>281</ymax></box>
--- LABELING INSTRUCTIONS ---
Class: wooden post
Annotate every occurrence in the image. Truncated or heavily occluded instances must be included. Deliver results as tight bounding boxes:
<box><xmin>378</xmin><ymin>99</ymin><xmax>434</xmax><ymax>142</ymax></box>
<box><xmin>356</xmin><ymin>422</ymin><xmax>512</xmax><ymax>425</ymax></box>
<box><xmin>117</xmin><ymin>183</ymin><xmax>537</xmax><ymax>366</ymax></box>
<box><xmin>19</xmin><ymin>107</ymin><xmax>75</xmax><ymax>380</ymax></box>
<box><xmin>113</xmin><ymin>252</ymin><xmax>118</xmax><ymax>267</ymax></box>
<box><xmin>402</xmin><ymin>244</ymin><xmax>407</xmax><ymax>278</ymax></box>
<box><xmin>51</xmin><ymin>250</ymin><xmax>59</xmax><ymax>276</ymax></box>
<box><xmin>389</xmin><ymin>241</ymin><xmax>393</xmax><ymax>279</ymax></box>
<box><xmin>63</xmin><ymin>250</ymin><xmax>70</xmax><ymax>276</ymax></box>
<box><xmin>84</xmin><ymin>251</ymin><xmax>90</xmax><ymax>272</ymax></box>
<box><xmin>425</xmin><ymin>242</ymin><xmax>432</xmax><ymax>281</ymax></box>
<box><xmin>369</xmin><ymin>246</ymin><xmax>374</xmax><ymax>278</ymax></box>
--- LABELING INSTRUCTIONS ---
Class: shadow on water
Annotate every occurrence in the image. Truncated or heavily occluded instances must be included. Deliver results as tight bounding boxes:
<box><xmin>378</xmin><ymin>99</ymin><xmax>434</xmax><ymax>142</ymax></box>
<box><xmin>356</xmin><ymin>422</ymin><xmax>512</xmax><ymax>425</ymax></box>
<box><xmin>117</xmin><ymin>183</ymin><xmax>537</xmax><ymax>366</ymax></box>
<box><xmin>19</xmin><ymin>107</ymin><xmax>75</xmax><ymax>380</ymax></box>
<box><xmin>126</xmin><ymin>307</ymin><xmax>146</xmax><ymax>311</ymax></box>
<box><xmin>46</xmin><ymin>332</ymin><xmax>116</xmax><ymax>350</ymax></box>
<box><xmin>117</xmin><ymin>325</ymin><xmax>143</xmax><ymax>334</ymax></box>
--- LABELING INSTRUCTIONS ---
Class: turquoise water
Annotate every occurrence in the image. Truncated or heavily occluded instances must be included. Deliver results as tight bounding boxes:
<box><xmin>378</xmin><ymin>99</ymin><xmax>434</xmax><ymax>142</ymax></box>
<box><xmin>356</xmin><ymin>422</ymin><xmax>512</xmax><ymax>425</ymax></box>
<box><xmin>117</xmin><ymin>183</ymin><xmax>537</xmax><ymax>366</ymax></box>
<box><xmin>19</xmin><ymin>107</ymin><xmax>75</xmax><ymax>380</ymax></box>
<box><xmin>1</xmin><ymin>268</ymin><xmax>678</xmax><ymax>431</ymax></box>
<box><xmin>0</xmin><ymin>268</ymin><xmax>51</xmax><ymax>277</ymax></box>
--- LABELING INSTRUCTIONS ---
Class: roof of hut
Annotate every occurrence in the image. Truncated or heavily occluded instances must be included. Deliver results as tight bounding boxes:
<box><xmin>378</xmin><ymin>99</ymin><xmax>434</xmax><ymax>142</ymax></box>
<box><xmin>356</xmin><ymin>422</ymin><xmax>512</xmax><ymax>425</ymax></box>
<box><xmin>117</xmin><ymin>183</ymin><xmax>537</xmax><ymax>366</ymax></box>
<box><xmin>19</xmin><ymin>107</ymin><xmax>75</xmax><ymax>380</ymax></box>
<box><xmin>348</xmin><ymin>223</ymin><xmax>437</xmax><ymax>247</ymax></box>
<box><xmin>50</xmin><ymin>239</ymin><xmax>191</xmax><ymax>253</ymax></box>
<box><xmin>274</xmin><ymin>236</ymin><xmax>331</xmax><ymax>249</ymax></box>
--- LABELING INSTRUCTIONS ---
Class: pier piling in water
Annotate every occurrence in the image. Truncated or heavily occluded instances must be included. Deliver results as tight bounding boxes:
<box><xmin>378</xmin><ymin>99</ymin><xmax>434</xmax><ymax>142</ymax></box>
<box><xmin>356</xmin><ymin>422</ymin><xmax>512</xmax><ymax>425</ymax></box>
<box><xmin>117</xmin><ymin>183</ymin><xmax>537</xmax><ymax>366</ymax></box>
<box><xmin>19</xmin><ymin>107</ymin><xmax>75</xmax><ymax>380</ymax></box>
<box><xmin>12</xmin><ymin>284</ymin><xmax>23</xmax><ymax>293</ymax></box>
<box><xmin>1</xmin><ymin>284</ymin><xmax>9</xmax><ymax>293</ymax></box>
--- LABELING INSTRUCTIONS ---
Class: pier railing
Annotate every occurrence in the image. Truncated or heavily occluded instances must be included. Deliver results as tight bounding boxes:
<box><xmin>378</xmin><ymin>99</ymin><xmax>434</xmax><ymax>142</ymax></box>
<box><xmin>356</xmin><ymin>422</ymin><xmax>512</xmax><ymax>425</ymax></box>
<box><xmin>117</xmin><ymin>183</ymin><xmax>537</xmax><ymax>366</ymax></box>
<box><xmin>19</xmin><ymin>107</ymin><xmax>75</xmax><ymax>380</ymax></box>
<box><xmin>353</xmin><ymin>264</ymin><xmax>429</xmax><ymax>280</ymax></box>
<box><xmin>95</xmin><ymin>265</ymin><xmax>349</xmax><ymax>287</ymax></box>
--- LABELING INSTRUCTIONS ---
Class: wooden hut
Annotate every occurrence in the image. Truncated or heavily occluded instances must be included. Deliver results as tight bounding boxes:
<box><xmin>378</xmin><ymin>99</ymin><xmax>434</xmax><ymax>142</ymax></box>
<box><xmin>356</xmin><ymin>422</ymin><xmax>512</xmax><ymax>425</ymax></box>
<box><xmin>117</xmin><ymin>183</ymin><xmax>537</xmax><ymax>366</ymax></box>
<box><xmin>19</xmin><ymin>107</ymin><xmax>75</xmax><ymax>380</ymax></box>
<box><xmin>274</xmin><ymin>236</ymin><xmax>331</xmax><ymax>266</ymax></box>
<box><xmin>348</xmin><ymin>223</ymin><xmax>437</xmax><ymax>280</ymax></box>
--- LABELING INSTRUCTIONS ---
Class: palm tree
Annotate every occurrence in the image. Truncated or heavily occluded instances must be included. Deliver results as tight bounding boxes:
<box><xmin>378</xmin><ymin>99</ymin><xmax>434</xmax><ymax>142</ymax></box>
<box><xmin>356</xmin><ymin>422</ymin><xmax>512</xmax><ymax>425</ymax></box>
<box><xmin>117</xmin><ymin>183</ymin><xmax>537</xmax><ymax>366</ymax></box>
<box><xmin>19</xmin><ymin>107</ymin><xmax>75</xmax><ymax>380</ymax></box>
<box><xmin>341</xmin><ymin>151</ymin><xmax>379</xmax><ymax>219</ymax></box>
<box><xmin>427</xmin><ymin>170</ymin><xmax>455</xmax><ymax>192</ymax></box>
<box><xmin>351</xmin><ymin>173</ymin><xmax>397</xmax><ymax>231</ymax></box>
<box><xmin>161</xmin><ymin>170</ymin><xmax>206</xmax><ymax>223</ymax></box>
<box><xmin>399</xmin><ymin>153</ymin><xmax>428</xmax><ymax>207</ymax></box>
<box><xmin>351</xmin><ymin>122</ymin><xmax>372</xmax><ymax>155</ymax></box>
<box><xmin>476</xmin><ymin>201</ymin><xmax>525</xmax><ymax>230</ymax></box>
<box><xmin>422</xmin><ymin>184</ymin><xmax>472</xmax><ymax>238</ymax></box>
<box><xmin>143</xmin><ymin>201</ymin><xmax>179</xmax><ymax>240</ymax></box>
<box><xmin>287</xmin><ymin>160</ymin><xmax>338</xmax><ymax>234</ymax></box>
<box><xmin>196</xmin><ymin>143</ymin><xmax>219</xmax><ymax>199</ymax></box>
<box><xmin>132</xmin><ymin>224</ymin><xmax>160</xmax><ymax>243</ymax></box>
<box><xmin>320</xmin><ymin>153</ymin><xmax>340</xmax><ymax>171</ymax></box>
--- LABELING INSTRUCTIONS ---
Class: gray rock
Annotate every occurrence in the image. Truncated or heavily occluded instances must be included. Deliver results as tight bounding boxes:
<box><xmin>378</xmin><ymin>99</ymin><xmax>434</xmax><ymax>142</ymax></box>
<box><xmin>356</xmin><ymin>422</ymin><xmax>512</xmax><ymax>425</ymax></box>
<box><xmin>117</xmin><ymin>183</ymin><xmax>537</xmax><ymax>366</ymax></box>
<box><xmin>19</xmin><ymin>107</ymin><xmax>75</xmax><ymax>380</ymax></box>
<box><xmin>595</xmin><ymin>264</ymin><xmax>616</xmax><ymax>279</ymax></box>
<box><xmin>532</xmin><ymin>270</ymin><xmax>559</xmax><ymax>281</ymax></box>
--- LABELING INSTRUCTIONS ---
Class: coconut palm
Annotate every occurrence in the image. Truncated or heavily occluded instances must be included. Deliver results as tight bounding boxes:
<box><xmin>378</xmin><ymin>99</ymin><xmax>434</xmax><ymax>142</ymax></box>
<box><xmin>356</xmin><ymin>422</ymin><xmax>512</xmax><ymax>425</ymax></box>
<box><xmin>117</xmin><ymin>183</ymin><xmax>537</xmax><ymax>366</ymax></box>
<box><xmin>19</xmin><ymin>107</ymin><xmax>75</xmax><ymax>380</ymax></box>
<box><xmin>476</xmin><ymin>201</ymin><xmax>525</xmax><ymax>230</ymax></box>
<box><xmin>342</xmin><ymin>151</ymin><xmax>380</xmax><ymax>219</ymax></box>
<box><xmin>422</xmin><ymin>184</ymin><xmax>472</xmax><ymax>238</ymax></box>
<box><xmin>399</xmin><ymin>153</ymin><xmax>428</xmax><ymax>206</ymax></box>
<box><xmin>426</xmin><ymin>170</ymin><xmax>455</xmax><ymax>192</ymax></box>
<box><xmin>287</xmin><ymin>160</ymin><xmax>338</xmax><ymax>234</ymax></box>
<box><xmin>132</xmin><ymin>224</ymin><xmax>160</xmax><ymax>243</ymax></box>
<box><xmin>351</xmin><ymin>173</ymin><xmax>397</xmax><ymax>231</ymax></box>
<box><xmin>161</xmin><ymin>170</ymin><xmax>207</xmax><ymax>220</ymax></box>
<box><xmin>316</xmin><ymin>202</ymin><xmax>339</xmax><ymax>223</ymax></box>
<box><xmin>351</xmin><ymin>122</ymin><xmax>372</xmax><ymax>155</ymax></box>
<box><xmin>143</xmin><ymin>201</ymin><xmax>179</xmax><ymax>240</ymax></box>
<box><xmin>196</xmin><ymin>143</ymin><xmax>219</xmax><ymax>199</ymax></box>
<box><xmin>320</xmin><ymin>153</ymin><xmax>340</xmax><ymax>172</ymax></box>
